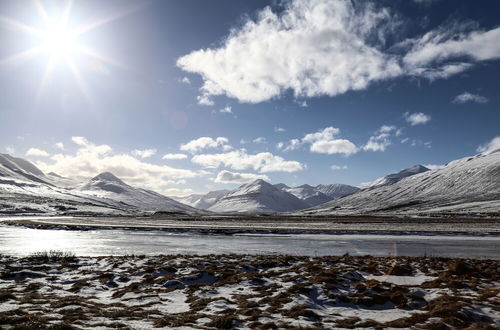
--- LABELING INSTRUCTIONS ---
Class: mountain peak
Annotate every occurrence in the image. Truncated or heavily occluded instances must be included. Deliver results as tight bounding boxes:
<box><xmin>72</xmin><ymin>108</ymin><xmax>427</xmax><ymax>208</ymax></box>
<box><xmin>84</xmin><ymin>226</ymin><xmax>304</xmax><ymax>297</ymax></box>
<box><xmin>92</xmin><ymin>172</ymin><xmax>124</xmax><ymax>184</ymax></box>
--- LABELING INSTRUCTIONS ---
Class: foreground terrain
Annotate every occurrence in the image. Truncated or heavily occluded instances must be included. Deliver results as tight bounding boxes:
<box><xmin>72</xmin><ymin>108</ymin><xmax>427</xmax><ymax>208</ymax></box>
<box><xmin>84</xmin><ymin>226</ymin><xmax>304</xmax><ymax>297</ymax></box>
<box><xmin>0</xmin><ymin>253</ymin><xmax>498</xmax><ymax>329</ymax></box>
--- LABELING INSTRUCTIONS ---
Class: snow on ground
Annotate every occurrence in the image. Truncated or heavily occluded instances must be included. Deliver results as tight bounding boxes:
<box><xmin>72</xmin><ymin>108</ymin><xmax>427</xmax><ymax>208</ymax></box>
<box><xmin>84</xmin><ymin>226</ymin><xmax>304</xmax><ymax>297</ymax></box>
<box><xmin>0</xmin><ymin>254</ymin><xmax>498</xmax><ymax>329</ymax></box>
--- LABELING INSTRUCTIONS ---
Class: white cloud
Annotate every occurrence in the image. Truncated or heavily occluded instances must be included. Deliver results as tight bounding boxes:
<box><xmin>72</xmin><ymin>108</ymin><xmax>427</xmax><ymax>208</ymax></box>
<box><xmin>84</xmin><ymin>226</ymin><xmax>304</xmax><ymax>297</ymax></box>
<box><xmin>403</xmin><ymin>25</ymin><xmax>500</xmax><ymax>69</ymax></box>
<box><xmin>132</xmin><ymin>149</ymin><xmax>157</xmax><ymax>159</ymax></box>
<box><xmin>219</xmin><ymin>105</ymin><xmax>233</xmax><ymax>114</ymax></box>
<box><xmin>178</xmin><ymin>0</ymin><xmax>500</xmax><ymax>104</ymax></box>
<box><xmin>311</xmin><ymin>139</ymin><xmax>358</xmax><ymax>155</ymax></box>
<box><xmin>424</xmin><ymin>164</ymin><xmax>445</xmax><ymax>170</ymax></box>
<box><xmin>5</xmin><ymin>146</ymin><xmax>15</xmax><ymax>154</ymax></box>
<box><xmin>26</xmin><ymin>148</ymin><xmax>50</xmax><ymax>157</ymax></box>
<box><xmin>363</xmin><ymin>125</ymin><xmax>397</xmax><ymax>152</ymax></box>
<box><xmin>213</xmin><ymin>170</ymin><xmax>269</xmax><ymax>184</ymax></box>
<box><xmin>179</xmin><ymin>76</ymin><xmax>191</xmax><ymax>84</ymax></box>
<box><xmin>54</xmin><ymin>142</ymin><xmax>64</xmax><ymax>150</ymax></box>
<box><xmin>404</xmin><ymin>112</ymin><xmax>431</xmax><ymax>126</ymax></box>
<box><xmin>477</xmin><ymin>136</ymin><xmax>500</xmax><ymax>155</ymax></box>
<box><xmin>302</xmin><ymin>127</ymin><xmax>340</xmax><ymax>144</ymax></box>
<box><xmin>162</xmin><ymin>153</ymin><xmax>188</xmax><ymax>160</ymax></box>
<box><xmin>253</xmin><ymin>137</ymin><xmax>266</xmax><ymax>144</ymax></box>
<box><xmin>452</xmin><ymin>92</ymin><xmax>489</xmax><ymax>104</ymax></box>
<box><xmin>330</xmin><ymin>165</ymin><xmax>348</xmax><ymax>170</ymax></box>
<box><xmin>35</xmin><ymin>137</ymin><xmax>198</xmax><ymax>195</ymax></box>
<box><xmin>191</xmin><ymin>150</ymin><xmax>304</xmax><ymax>173</ymax></box>
<box><xmin>283</xmin><ymin>139</ymin><xmax>301</xmax><ymax>152</ymax></box>
<box><xmin>178</xmin><ymin>0</ymin><xmax>402</xmax><ymax>104</ymax></box>
<box><xmin>274</xmin><ymin>127</ymin><xmax>286</xmax><ymax>132</ymax></box>
<box><xmin>180</xmin><ymin>137</ymin><xmax>230</xmax><ymax>153</ymax></box>
<box><xmin>197</xmin><ymin>95</ymin><xmax>214</xmax><ymax>106</ymax></box>
<box><xmin>279</xmin><ymin>126</ymin><xmax>358</xmax><ymax>155</ymax></box>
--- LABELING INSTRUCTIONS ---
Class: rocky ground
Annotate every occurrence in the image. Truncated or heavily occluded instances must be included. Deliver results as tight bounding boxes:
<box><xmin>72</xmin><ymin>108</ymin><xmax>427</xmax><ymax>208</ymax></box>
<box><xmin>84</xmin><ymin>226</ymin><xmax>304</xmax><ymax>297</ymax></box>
<box><xmin>0</xmin><ymin>253</ymin><xmax>498</xmax><ymax>329</ymax></box>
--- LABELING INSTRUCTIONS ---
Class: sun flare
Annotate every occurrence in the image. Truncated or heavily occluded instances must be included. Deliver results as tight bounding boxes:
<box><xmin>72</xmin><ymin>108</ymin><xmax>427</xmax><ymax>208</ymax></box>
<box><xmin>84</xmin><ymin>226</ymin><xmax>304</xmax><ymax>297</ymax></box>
<box><xmin>41</xmin><ymin>26</ymin><xmax>77</xmax><ymax>57</ymax></box>
<box><xmin>0</xmin><ymin>0</ymin><xmax>130</xmax><ymax>100</ymax></box>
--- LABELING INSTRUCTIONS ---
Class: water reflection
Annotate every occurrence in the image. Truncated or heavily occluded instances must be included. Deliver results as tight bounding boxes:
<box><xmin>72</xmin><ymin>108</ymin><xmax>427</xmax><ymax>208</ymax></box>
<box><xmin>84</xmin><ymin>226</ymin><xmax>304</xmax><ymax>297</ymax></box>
<box><xmin>0</xmin><ymin>225</ymin><xmax>498</xmax><ymax>258</ymax></box>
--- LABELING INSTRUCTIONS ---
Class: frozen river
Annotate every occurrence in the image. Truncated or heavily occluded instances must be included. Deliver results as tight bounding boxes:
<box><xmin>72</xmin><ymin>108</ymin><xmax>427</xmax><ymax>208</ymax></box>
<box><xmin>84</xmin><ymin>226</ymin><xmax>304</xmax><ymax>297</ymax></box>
<box><xmin>0</xmin><ymin>224</ymin><xmax>499</xmax><ymax>258</ymax></box>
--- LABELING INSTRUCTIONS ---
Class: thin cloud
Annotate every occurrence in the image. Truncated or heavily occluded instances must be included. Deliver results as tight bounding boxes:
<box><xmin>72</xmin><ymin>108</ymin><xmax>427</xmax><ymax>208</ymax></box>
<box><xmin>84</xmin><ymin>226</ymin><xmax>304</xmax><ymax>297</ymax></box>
<box><xmin>330</xmin><ymin>165</ymin><xmax>348</xmax><ymax>170</ymax></box>
<box><xmin>213</xmin><ymin>170</ymin><xmax>269</xmax><ymax>184</ymax></box>
<box><xmin>452</xmin><ymin>92</ymin><xmax>489</xmax><ymax>104</ymax></box>
<box><xmin>191</xmin><ymin>150</ymin><xmax>304</xmax><ymax>173</ymax></box>
<box><xmin>404</xmin><ymin>112</ymin><xmax>431</xmax><ymax>126</ymax></box>
<box><xmin>162</xmin><ymin>153</ymin><xmax>188</xmax><ymax>160</ymax></box>
<box><xmin>26</xmin><ymin>148</ymin><xmax>50</xmax><ymax>157</ymax></box>
<box><xmin>477</xmin><ymin>136</ymin><xmax>500</xmax><ymax>155</ymax></box>
<box><xmin>132</xmin><ymin>149</ymin><xmax>157</xmax><ymax>159</ymax></box>
<box><xmin>180</xmin><ymin>137</ymin><xmax>230</xmax><ymax>153</ymax></box>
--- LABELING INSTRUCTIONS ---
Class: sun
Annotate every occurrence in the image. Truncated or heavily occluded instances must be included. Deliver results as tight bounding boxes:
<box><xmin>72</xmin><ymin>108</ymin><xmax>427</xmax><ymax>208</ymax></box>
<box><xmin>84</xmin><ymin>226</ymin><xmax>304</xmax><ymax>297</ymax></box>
<box><xmin>0</xmin><ymin>0</ymin><xmax>131</xmax><ymax>100</ymax></box>
<box><xmin>41</xmin><ymin>25</ymin><xmax>77</xmax><ymax>57</ymax></box>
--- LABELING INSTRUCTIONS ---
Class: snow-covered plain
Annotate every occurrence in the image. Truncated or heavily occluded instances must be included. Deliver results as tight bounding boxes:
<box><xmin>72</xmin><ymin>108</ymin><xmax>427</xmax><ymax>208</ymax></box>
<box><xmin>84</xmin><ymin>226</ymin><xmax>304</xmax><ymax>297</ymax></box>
<box><xmin>0</xmin><ymin>254</ymin><xmax>498</xmax><ymax>329</ymax></box>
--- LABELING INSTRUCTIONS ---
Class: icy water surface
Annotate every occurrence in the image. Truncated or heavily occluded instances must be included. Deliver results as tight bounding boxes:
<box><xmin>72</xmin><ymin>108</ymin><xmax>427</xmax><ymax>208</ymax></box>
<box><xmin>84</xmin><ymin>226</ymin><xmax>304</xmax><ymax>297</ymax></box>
<box><xmin>0</xmin><ymin>224</ymin><xmax>499</xmax><ymax>258</ymax></box>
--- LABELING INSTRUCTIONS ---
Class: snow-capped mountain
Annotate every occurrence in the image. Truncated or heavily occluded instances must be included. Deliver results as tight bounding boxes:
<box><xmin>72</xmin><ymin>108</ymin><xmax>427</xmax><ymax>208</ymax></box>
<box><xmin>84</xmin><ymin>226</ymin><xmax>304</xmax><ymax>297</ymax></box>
<box><xmin>0</xmin><ymin>154</ymin><xmax>198</xmax><ymax>215</ymax></box>
<box><xmin>302</xmin><ymin>150</ymin><xmax>500</xmax><ymax>216</ymax></box>
<box><xmin>174</xmin><ymin>189</ymin><xmax>230</xmax><ymax>209</ymax></box>
<box><xmin>0</xmin><ymin>153</ymin><xmax>52</xmax><ymax>186</ymax></box>
<box><xmin>208</xmin><ymin>179</ymin><xmax>310</xmax><ymax>213</ymax></box>
<box><xmin>367</xmin><ymin>165</ymin><xmax>429</xmax><ymax>188</ymax></box>
<box><xmin>315</xmin><ymin>184</ymin><xmax>360</xmax><ymax>199</ymax></box>
<box><xmin>274</xmin><ymin>183</ymin><xmax>359</xmax><ymax>207</ymax></box>
<box><xmin>80</xmin><ymin>172</ymin><xmax>198</xmax><ymax>213</ymax></box>
<box><xmin>281</xmin><ymin>184</ymin><xmax>332</xmax><ymax>207</ymax></box>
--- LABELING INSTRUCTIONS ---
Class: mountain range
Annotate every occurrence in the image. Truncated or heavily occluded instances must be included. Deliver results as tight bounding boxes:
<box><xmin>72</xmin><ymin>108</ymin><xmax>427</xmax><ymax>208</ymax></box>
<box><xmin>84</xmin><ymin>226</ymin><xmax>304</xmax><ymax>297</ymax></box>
<box><xmin>301</xmin><ymin>149</ymin><xmax>500</xmax><ymax>216</ymax></box>
<box><xmin>1</xmin><ymin>148</ymin><xmax>499</xmax><ymax>216</ymax></box>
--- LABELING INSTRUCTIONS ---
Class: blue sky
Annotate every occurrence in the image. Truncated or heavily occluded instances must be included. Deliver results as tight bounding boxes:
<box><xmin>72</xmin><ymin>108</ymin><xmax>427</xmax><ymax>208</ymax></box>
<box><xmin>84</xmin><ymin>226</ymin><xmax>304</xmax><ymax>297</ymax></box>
<box><xmin>0</xmin><ymin>0</ymin><xmax>499</xmax><ymax>196</ymax></box>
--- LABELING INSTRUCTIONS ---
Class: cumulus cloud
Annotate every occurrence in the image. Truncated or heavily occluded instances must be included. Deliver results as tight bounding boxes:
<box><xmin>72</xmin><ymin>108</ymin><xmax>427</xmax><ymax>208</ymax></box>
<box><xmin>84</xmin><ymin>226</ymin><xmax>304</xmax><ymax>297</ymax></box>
<box><xmin>178</xmin><ymin>0</ymin><xmax>402</xmax><ymax>104</ymax></box>
<box><xmin>404</xmin><ymin>112</ymin><xmax>431</xmax><ymax>126</ymax></box>
<box><xmin>26</xmin><ymin>148</ymin><xmax>50</xmax><ymax>157</ymax></box>
<box><xmin>35</xmin><ymin>137</ymin><xmax>198</xmax><ymax>195</ymax></box>
<box><xmin>280</xmin><ymin>127</ymin><xmax>358</xmax><ymax>155</ymax></box>
<box><xmin>452</xmin><ymin>92</ymin><xmax>489</xmax><ymax>104</ymax></box>
<box><xmin>477</xmin><ymin>136</ymin><xmax>500</xmax><ymax>155</ymax></box>
<box><xmin>310</xmin><ymin>139</ymin><xmax>358</xmax><ymax>155</ymax></box>
<box><xmin>178</xmin><ymin>0</ymin><xmax>500</xmax><ymax>104</ymax></box>
<box><xmin>162</xmin><ymin>153</ymin><xmax>188</xmax><ymax>160</ymax></box>
<box><xmin>213</xmin><ymin>170</ymin><xmax>269</xmax><ymax>184</ymax></box>
<box><xmin>132</xmin><ymin>149</ymin><xmax>157</xmax><ymax>159</ymax></box>
<box><xmin>330</xmin><ymin>165</ymin><xmax>348</xmax><ymax>170</ymax></box>
<box><xmin>363</xmin><ymin>125</ymin><xmax>397</xmax><ymax>152</ymax></box>
<box><xmin>180</xmin><ymin>137</ymin><xmax>230</xmax><ymax>153</ymax></box>
<box><xmin>54</xmin><ymin>142</ymin><xmax>64</xmax><ymax>150</ymax></box>
<box><xmin>191</xmin><ymin>150</ymin><xmax>304</xmax><ymax>173</ymax></box>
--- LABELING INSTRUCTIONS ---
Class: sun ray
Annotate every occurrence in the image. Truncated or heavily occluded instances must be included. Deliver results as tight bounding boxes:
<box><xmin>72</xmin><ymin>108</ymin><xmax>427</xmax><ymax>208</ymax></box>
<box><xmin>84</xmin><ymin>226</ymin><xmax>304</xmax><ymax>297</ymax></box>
<box><xmin>36</xmin><ymin>56</ymin><xmax>56</xmax><ymax>102</ymax></box>
<box><xmin>0</xmin><ymin>46</ymin><xmax>44</xmax><ymax>67</ymax></box>
<box><xmin>74</xmin><ymin>44</ymin><xmax>128</xmax><ymax>70</ymax></box>
<box><xmin>33</xmin><ymin>0</ymin><xmax>53</xmax><ymax>28</ymax></box>
<box><xmin>61</xmin><ymin>0</ymin><xmax>73</xmax><ymax>26</ymax></box>
<box><xmin>0</xmin><ymin>16</ymin><xmax>45</xmax><ymax>36</ymax></box>
<box><xmin>65</xmin><ymin>56</ymin><xmax>92</xmax><ymax>105</ymax></box>
<box><xmin>72</xmin><ymin>4</ymin><xmax>143</xmax><ymax>37</ymax></box>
